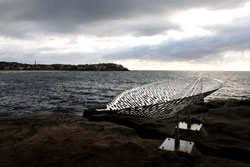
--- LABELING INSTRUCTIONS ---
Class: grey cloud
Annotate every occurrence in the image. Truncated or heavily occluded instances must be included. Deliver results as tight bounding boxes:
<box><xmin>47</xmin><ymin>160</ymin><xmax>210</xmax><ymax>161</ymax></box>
<box><xmin>0</xmin><ymin>48</ymin><xmax>100</xmax><ymax>64</ymax></box>
<box><xmin>104</xmin><ymin>18</ymin><xmax>250</xmax><ymax>62</ymax></box>
<box><xmin>130</xmin><ymin>23</ymin><xmax>179</xmax><ymax>36</ymax></box>
<box><xmin>0</xmin><ymin>48</ymin><xmax>37</xmax><ymax>64</ymax></box>
<box><xmin>205</xmin><ymin>16</ymin><xmax>250</xmax><ymax>35</ymax></box>
<box><xmin>0</xmin><ymin>0</ymin><xmax>249</xmax><ymax>38</ymax></box>
<box><xmin>33</xmin><ymin>52</ymin><xmax>102</xmax><ymax>64</ymax></box>
<box><xmin>79</xmin><ymin>18</ymin><xmax>179</xmax><ymax>37</ymax></box>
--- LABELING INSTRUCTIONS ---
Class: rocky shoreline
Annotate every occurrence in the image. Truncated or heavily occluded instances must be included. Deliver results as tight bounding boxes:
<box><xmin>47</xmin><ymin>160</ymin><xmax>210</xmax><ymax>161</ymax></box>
<box><xmin>0</xmin><ymin>99</ymin><xmax>250</xmax><ymax>167</ymax></box>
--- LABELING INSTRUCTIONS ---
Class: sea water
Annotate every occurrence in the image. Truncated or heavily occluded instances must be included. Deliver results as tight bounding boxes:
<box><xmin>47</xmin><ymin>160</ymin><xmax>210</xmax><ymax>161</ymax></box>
<box><xmin>0</xmin><ymin>71</ymin><xmax>249</xmax><ymax>116</ymax></box>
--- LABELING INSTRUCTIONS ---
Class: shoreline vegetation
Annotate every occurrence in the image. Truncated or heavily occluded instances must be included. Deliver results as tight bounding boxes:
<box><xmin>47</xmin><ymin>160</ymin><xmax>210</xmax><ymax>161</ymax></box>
<box><xmin>0</xmin><ymin>99</ymin><xmax>250</xmax><ymax>167</ymax></box>
<box><xmin>0</xmin><ymin>61</ymin><xmax>129</xmax><ymax>71</ymax></box>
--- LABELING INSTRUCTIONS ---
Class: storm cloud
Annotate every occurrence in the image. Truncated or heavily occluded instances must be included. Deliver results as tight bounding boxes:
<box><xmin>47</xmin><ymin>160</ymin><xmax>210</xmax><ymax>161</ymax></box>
<box><xmin>0</xmin><ymin>0</ymin><xmax>249</xmax><ymax>37</ymax></box>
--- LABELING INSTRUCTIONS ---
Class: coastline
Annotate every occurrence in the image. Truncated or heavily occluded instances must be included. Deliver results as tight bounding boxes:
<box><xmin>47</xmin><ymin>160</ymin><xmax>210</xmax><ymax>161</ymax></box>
<box><xmin>0</xmin><ymin>70</ymin><xmax>64</xmax><ymax>72</ymax></box>
<box><xmin>0</xmin><ymin>70</ymin><xmax>125</xmax><ymax>72</ymax></box>
<box><xmin>1</xmin><ymin>99</ymin><xmax>250</xmax><ymax>167</ymax></box>
<box><xmin>0</xmin><ymin>61</ymin><xmax>129</xmax><ymax>71</ymax></box>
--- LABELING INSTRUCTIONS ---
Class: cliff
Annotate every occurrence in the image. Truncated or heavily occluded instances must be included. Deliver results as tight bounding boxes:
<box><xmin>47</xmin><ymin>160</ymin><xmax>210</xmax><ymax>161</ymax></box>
<box><xmin>0</xmin><ymin>61</ymin><xmax>129</xmax><ymax>71</ymax></box>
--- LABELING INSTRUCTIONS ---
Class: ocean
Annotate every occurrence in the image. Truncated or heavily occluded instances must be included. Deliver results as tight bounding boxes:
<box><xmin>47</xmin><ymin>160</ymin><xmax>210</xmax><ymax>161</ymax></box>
<box><xmin>0</xmin><ymin>71</ymin><xmax>249</xmax><ymax>116</ymax></box>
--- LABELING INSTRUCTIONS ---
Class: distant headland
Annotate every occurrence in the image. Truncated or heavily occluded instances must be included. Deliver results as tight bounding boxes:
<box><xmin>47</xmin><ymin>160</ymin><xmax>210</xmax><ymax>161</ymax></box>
<box><xmin>0</xmin><ymin>61</ymin><xmax>129</xmax><ymax>71</ymax></box>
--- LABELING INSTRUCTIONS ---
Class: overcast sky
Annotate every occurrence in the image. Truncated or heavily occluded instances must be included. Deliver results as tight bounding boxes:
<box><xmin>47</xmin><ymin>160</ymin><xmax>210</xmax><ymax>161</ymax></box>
<box><xmin>1</xmin><ymin>0</ymin><xmax>250</xmax><ymax>70</ymax></box>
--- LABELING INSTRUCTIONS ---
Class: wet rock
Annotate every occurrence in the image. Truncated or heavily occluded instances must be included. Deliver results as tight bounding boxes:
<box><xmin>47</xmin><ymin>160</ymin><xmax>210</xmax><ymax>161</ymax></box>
<box><xmin>141</xmin><ymin>155</ymin><xmax>165</xmax><ymax>167</ymax></box>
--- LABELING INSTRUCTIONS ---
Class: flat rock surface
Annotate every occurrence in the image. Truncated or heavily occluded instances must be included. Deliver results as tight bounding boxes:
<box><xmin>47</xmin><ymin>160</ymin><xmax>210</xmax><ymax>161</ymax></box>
<box><xmin>0</xmin><ymin>100</ymin><xmax>250</xmax><ymax>167</ymax></box>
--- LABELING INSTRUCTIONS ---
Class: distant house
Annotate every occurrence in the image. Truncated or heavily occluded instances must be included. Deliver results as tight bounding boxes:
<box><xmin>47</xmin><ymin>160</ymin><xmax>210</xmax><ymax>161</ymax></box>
<box><xmin>3</xmin><ymin>66</ymin><xmax>9</xmax><ymax>70</ymax></box>
<box><xmin>18</xmin><ymin>67</ymin><xmax>25</xmax><ymax>70</ymax></box>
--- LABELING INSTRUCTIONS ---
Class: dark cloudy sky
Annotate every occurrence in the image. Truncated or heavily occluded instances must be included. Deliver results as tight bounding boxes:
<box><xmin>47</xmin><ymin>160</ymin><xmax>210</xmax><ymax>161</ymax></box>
<box><xmin>1</xmin><ymin>0</ymin><xmax>250</xmax><ymax>70</ymax></box>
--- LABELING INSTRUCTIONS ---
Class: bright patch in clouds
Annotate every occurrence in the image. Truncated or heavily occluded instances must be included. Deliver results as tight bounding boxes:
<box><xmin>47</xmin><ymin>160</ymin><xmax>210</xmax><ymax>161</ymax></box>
<box><xmin>173</xmin><ymin>2</ymin><xmax>250</xmax><ymax>27</ymax></box>
<box><xmin>169</xmin><ymin>1</ymin><xmax>250</xmax><ymax>39</ymax></box>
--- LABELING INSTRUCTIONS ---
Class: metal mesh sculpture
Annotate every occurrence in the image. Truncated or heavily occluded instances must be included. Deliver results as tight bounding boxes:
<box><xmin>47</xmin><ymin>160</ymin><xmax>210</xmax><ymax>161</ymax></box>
<box><xmin>105</xmin><ymin>76</ymin><xmax>223</xmax><ymax>119</ymax></box>
<box><xmin>98</xmin><ymin>76</ymin><xmax>223</xmax><ymax>153</ymax></box>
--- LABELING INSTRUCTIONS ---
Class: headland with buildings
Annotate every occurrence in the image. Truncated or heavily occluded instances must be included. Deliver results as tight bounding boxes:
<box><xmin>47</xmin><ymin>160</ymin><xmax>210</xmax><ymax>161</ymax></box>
<box><xmin>0</xmin><ymin>61</ymin><xmax>129</xmax><ymax>71</ymax></box>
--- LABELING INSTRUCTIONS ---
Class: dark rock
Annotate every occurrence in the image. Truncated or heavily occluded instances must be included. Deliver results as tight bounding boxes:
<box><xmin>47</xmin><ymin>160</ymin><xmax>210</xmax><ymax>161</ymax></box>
<box><xmin>1</xmin><ymin>99</ymin><xmax>250</xmax><ymax>167</ymax></box>
<box><xmin>238</xmin><ymin>100</ymin><xmax>250</xmax><ymax>106</ymax></box>
<box><xmin>86</xmin><ymin>112</ymin><xmax>170</xmax><ymax>140</ymax></box>
<box><xmin>141</xmin><ymin>155</ymin><xmax>165</xmax><ymax>167</ymax></box>
<box><xmin>196</xmin><ymin>143</ymin><xmax>250</xmax><ymax>164</ymax></box>
<box><xmin>160</xmin><ymin>151</ymin><xmax>178</xmax><ymax>162</ymax></box>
